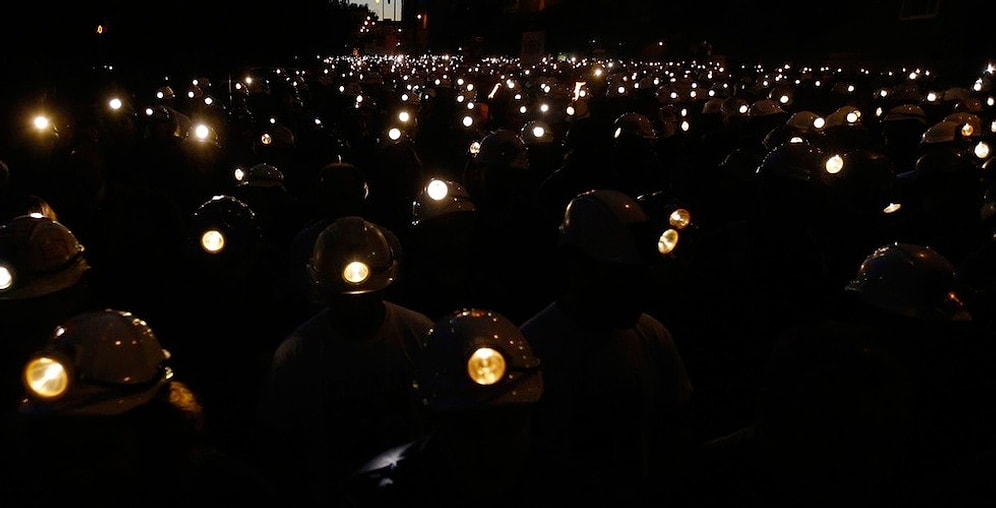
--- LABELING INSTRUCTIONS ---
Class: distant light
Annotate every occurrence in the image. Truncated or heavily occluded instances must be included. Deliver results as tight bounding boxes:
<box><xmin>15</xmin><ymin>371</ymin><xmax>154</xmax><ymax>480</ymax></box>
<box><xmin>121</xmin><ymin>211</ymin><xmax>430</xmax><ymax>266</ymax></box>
<box><xmin>0</xmin><ymin>265</ymin><xmax>12</xmax><ymax>290</ymax></box>
<box><xmin>975</xmin><ymin>141</ymin><xmax>990</xmax><ymax>160</ymax></box>
<box><xmin>658</xmin><ymin>229</ymin><xmax>679</xmax><ymax>255</ymax></box>
<box><xmin>33</xmin><ymin>115</ymin><xmax>50</xmax><ymax>130</ymax></box>
<box><xmin>467</xmin><ymin>348</ymin><xmax>506</xmax><ymax>385</ymax></box>
<box><xmin>825</xmin><ymin>154</ymin><xmax>844</xmax><ymax>174</ymax></box>
<box><xmin>200</xmin><ymin>230</ymin><xmax>225</xmax><ymax>254</ymax></box>
<box><xmin>883</xmin><ymin>202</ymin><xmax>902</xmax><ymax>214</ymax></box>
<box><xmin>427</xmin><ymin>179</ymin><xmax>449</xmax><ymax>201</ymax></box>
<box><xmin>669</xmin><ymin>209</ymin><xmax>691</xmax><ymax>229</ymax></box>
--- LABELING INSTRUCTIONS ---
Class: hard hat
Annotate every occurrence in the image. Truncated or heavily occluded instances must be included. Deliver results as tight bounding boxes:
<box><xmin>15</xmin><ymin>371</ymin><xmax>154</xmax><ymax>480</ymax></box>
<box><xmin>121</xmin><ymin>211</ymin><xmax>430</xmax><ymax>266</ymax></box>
<box><xmin>920</xmin><ymin>120</ymin><xmax>964</xmax><ymax>145</ymax></box>
<box><xmin>237</xmin><ymin>162</ymin><xmax>286</xmax><ymax>188</ymax></box>
<box><xmin>559</xmin><ymin>189</ymin><xmax>665</xmax><ymax>264</ymax></box>
<box><xmin>414</xmin><ymin>308</ymin><xmax>542</xmax><ymax>412</ymax></box>
<box><xmin>883</xmin><ymin>104</ymin><xmax>928</xmax><ymax>125</ymax></box>
<box><xmin>256</xmin><ymin>121</ymin><xmax>296</xmax><ymax>150</ymax></box>
<box><xmin>613</xmin><ymin>112</ymin><xmax>658</xmax><ymax>141</ymax></box>
<box><xmin>0</xmin><ymin>214</ymin><xmax>89</xmax><ymax>300</ymax></box>
<box><xmin>845</xmin><ymin>242</ymin><xmax>971</xmax><ymax>322</ymax></box>
<box><xmin>141</xmin><ymin>105</ymin><xmax>184</xmax><ymax>139</ymax></box>
<box><xmin>188</xmin><ymin>195</ymin><xmax>261</xmax><ymax>257</ymax></box>
<box><xmin>823</xmin><ymin>149</ymin><xmax>899</xmax><ymax>212</ymax></box>
<box><xmin>21</xmin><ymin>309</ymin><xmax>173</xmax><ymax>415</ymax></box>
<box><xmin>520</xmin><ymin>120</ymin><xmax>554</xmax><ymax>145</ymax></box>
<box><xmin>317</xmin><ymin>161</ymin><xmax>369</xmax><ymax>203</ymax></box>
<box><xmin>747</xmin><ymin>99</ymin><xmax>786</xmax><ymax>119</ymax></box>
<box><xmin>308</xmin><ymin>216</ymin><xmax>399</xmax><ymax>295</ymax></box>
<box><xmin>723</xmin><ymin>97</ymin><xmax>751</xmax><ymax>117</ymax></box>
<box><xmin>411</xmin><ymin>177</ymin><xmax>476</xmax><ymax>227</ymax></box>
<box><xmin>755</xmin><ymin>139</ymin><xmax>828</xmax><ymax>186</ymax></box>
<box><xmin>475</xmin><ymin>129</ymin><xmax>529</xmax><ymax>170</ymax></box>
<box><xmin>942</xmin><ymin>112</ymin><xmax>984</xmax><ymax>138</ymax></box>
<box><xmin>702</xmin><ymin>97</ymin><xmax>726</xmax><ymax>116</ymax></box>
<box><xmin>786</xmin><ymin>110</ymin><xmax>826</xmax><ymax>134</ymax></box>
<box><xmin>913</xmin><ymin>145</ymin><xmax>976</xmax><ymax>176</ymax></box>
<box><xmin>154</xmin><ymin>85</ymin><xmax>176</xmax><ymax>102</ymax></box>
<box><xmin>825</xmin><ymin>105</ymin><xmax>864</xmax><ymax>129</ymax></box>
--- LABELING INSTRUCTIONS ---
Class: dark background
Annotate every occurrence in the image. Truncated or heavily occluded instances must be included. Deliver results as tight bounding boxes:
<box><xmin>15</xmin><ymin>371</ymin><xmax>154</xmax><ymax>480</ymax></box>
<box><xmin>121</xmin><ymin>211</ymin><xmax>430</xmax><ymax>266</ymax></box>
<box><xmin>1</xmin><ymin>1</ymin><xmax>992</xmax><ymax>85</ymax></box>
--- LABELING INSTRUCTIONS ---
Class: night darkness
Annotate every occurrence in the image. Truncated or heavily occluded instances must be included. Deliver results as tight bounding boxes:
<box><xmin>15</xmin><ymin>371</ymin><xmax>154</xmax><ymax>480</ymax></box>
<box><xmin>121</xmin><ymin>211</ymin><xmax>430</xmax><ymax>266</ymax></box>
<box><xmin>5</xmin><ymin>1</ymin><xmax>995</xmax><ymax>77</ymax></box>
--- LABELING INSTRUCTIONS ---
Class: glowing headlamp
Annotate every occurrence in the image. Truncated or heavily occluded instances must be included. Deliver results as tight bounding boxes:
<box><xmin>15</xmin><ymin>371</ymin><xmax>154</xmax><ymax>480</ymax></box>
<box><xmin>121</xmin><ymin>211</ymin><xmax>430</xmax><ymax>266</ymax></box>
<box><xmin>427</xmin><ymin>179</ymin><xmax>449</xmax><ymax>201</ymax></box>
<box><xmin>23</xmin><ymin>354</ymin><xmax>72</xmax><ymax>400</ymax></box>
<box><xmin>343</xmin><ymin>261</ymin><xmax>371</xmax><ymax>285</ymax></box>
<box><xmin>32</xmin><ymin>115</ymin><xmax>52</xmax><ymax>132</ymax></box>
<box><xmin>975</xmin><ymin>141</ymin><xmax>990</xmax><ymax>160</ymax></box>
<box><xmin>658</xmin><ymin>229</ymin><xmax>679</xmax><ymax>255</ymax></box>
<box><xmin>825</xmin><ymin>154</ymin><xmax>844</xmax><ymax>174</ymax></box>
<box><xmin>200</xmin><ymin>230</ymin><xmax>226</xmax><ymax>254</ymax></box>
<box><xmin>467</xmin><ymin>347</ymin><xmax>507</xmax><ymax>386</ymax></box>
<box><xmin>669</xmin><ymin>209</ymin><xmax>691</xmax><ymax>229</ymax></box>
<box><xmin>0</xmin><ymin>264</ymin><xmax>14</xmax><ymax>290</ymax></box>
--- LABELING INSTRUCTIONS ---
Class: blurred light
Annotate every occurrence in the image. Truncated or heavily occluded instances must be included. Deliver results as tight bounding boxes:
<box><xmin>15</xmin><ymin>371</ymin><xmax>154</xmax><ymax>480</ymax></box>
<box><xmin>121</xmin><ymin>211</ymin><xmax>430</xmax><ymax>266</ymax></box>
<box><xmin>669</xmin><ymin>209</ymin><xmax>691</xmax><ymax>229</ymax></box>
<box><xmin>33</xmin><ymin>115</ymin><xmax>50</xmax><ymax>131</ymax></box>
<box><xmin>975</xmin><ymin>141</ymin><xmax>990</xmax><ymax>160</ymax></box>
<box><xmin>658</xmin><ymin>229</ymin><xmax>679</xmax><ymax>255</ymax></box>
<box><xmin>342</xmin><ymin>261</ymin><xmax>370</xmax><ymax>284</ymax></box>
<box><xmin>427</xmin><ymin>179</ymin><xmax>449</xmax><ymax>201</ymax></box>
<box><xmin>0</xmin><ymin>265</ymin><xmax>12</xmax><ymax>290</ymax></box>
<box><xmin>200</xmin><ymin>230</ymin><xmax>226</xmax><ymax>254</ymax></box>
<box><xmin>825</xmin><ymin>154</ymin><xmax>844</xmax><ymax>174</ymax></box>
<box><xmin>467</xmin><ymin>348</ymin><xmax>506</xmax><ymax>385</ymax></box>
